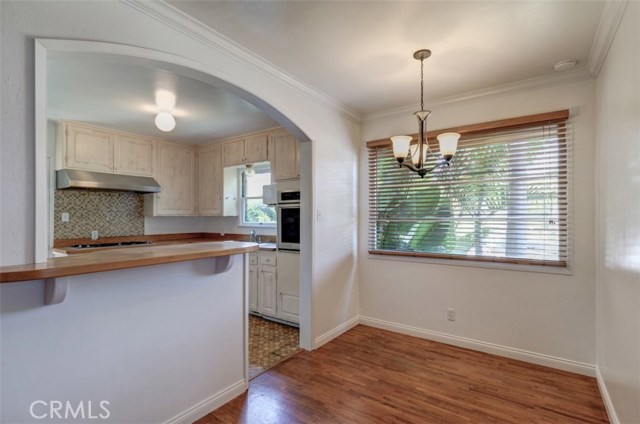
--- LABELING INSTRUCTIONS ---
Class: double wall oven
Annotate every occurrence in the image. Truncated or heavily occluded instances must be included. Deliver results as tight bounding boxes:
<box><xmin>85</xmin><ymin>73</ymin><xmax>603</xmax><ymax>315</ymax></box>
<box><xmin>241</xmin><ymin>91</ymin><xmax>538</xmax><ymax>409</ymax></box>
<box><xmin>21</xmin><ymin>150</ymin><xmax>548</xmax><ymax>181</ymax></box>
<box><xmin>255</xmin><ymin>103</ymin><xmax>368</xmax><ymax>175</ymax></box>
<box><xmin>277</xmin><ymin>190</ymin><xmax>300</xmax><ymax>251</ymax></box>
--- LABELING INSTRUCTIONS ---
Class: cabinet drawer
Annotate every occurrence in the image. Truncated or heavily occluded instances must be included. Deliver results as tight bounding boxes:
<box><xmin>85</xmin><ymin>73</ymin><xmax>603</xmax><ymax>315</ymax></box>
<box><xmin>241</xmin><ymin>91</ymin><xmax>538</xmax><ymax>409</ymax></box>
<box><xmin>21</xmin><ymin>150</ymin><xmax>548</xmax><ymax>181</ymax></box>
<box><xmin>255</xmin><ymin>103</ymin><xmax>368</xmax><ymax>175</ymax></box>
<box><xmin>259</xmin><ymin>254</ymin><xmax>277</xmax><ymax>266</ymax></box>
<box><xmin>249</xmin><ymin>254</ymin><xmax>258</xmax><ymax>265</ymax></box>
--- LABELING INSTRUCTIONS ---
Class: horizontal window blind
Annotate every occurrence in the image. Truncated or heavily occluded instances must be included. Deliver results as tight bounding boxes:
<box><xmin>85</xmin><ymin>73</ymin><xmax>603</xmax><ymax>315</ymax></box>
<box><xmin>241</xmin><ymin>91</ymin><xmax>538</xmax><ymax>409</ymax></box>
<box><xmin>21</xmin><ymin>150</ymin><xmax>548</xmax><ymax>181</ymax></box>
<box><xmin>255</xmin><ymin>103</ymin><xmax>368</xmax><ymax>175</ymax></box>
<box><xmin>368</xmin><ymin>114</ymin><xmax>571</xmax><ymax>267</ymax></box>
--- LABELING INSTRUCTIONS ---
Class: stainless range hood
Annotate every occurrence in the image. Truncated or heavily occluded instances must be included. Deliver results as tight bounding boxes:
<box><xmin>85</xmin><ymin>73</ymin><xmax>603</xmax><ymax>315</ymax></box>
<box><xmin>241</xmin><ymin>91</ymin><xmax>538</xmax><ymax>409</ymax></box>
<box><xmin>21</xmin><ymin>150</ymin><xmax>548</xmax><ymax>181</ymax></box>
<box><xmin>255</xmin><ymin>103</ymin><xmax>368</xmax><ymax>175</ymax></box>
<box><xmin>56</xmin><ymin>169</ymin><xmax>161</xmax><ymax>193</ymax></box>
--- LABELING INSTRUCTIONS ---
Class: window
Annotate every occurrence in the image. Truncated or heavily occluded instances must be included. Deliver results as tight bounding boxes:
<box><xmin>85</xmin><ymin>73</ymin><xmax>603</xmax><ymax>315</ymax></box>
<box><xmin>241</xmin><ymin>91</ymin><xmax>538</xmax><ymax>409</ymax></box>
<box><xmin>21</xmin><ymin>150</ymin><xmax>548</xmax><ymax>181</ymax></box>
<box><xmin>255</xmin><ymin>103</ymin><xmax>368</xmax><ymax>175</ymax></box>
<box><xmin>367</xmin><ymin>110</ymin><xmax>571</xmax><ymax>267</ymax></box>
<box><xmin>241</xmin><ymin>165</ymin><xmax>276</xmax><ymax>226</ymax></box>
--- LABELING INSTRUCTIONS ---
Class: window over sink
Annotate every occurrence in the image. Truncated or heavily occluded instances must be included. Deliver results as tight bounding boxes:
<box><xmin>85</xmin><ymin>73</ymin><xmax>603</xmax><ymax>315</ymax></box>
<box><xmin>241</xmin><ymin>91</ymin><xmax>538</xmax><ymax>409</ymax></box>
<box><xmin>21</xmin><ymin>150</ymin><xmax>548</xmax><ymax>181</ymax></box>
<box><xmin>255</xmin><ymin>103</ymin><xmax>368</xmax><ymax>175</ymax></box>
<box><xmin>241</xmin><ymin>164</ymin><xmax>276</xmax><ymax>226</ymax></box>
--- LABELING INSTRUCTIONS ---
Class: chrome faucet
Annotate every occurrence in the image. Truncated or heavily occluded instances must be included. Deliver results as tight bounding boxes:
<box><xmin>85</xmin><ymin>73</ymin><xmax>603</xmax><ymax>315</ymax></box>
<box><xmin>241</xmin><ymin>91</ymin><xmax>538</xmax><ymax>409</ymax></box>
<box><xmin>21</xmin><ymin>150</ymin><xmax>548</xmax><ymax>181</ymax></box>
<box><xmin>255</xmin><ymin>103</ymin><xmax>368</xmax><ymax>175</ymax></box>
<box><xmin>249</xmin><ymin>230</ymin><xmax>258</xmax><ymax>243</ymax></box>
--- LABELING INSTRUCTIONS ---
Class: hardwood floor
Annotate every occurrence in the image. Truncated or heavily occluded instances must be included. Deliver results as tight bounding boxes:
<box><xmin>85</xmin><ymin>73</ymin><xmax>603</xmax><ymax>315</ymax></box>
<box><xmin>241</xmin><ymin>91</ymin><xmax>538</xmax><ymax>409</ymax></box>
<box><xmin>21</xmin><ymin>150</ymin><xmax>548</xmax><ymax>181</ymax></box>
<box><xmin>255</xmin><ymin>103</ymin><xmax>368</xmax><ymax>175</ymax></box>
<box><xmin>196</xmin><ymin>325</ymin><xmax>609</xmax><ymax>423</ymax></box>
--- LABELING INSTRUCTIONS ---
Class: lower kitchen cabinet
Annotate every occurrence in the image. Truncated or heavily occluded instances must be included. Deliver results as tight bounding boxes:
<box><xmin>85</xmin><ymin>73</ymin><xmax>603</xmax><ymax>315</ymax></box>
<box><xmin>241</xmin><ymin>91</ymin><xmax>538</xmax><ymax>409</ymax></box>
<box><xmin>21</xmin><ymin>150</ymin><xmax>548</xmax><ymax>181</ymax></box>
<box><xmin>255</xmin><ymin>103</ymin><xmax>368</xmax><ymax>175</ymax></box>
<box><xmin>254</xmin><ymin>251</ymin><xmax>277</xmax><ymax>317</ymax></box>
<box><xmin>249</xmin><ymin>250</ymin><xmax>300</xmax><ymax>324</ymax></box>
<box><xmin>276</xmin><ymin>250</ymin><xmax>300</xmax><ymax>323</ymax></box>
<box><xmin>249</xmin><ymin>253</ymin><xmax>259</xmax><ymax>312</ymax></box>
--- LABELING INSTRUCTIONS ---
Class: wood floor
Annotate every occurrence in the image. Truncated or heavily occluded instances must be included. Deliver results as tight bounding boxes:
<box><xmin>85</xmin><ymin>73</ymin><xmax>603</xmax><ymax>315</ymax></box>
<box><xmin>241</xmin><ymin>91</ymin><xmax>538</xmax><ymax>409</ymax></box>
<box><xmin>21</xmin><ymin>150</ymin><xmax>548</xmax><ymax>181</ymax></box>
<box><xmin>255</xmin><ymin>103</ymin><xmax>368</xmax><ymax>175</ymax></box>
<box><xmin>196</xmin><ymin>325</ymin><xmax>609</xmax><ymax>423</ymax></box>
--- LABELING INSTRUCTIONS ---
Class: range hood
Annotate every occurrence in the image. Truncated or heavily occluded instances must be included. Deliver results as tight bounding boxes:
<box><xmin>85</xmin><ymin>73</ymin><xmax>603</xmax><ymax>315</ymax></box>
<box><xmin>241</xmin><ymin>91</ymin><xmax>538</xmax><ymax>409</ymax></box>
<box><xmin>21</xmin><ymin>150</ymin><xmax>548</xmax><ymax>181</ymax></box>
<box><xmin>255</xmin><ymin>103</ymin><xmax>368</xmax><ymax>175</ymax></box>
<box><xmin>56</xmin><ymin>169</ymin><xmax>161</xmax><ymax>193</ymax></box>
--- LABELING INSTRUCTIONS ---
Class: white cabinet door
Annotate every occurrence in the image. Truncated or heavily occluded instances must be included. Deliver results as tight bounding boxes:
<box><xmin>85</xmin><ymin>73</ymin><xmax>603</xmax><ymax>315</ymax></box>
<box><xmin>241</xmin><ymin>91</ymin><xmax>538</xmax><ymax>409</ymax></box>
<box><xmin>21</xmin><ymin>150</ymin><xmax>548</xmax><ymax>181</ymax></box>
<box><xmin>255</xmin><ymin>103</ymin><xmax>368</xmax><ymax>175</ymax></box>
<box><xmin>64</xmin><ymin>124</ymin><xmax>113</xmax><ymax>172</ymax></box>
<box><xmin>153</xmin><ymin>142</ymin><xmax>196</xmax><ymax>216</ymax></box>
<box><xmin>198</xmin><ymin>143</ymin><xmax>223</xmax><ymax>216</ymax></box>
<box><xmin>249</xmin><ymin>253</ymin><xmax>259</xmax><ymax>312</ymax></box>
<box><xmin>276</xmin><ymin>251</ymin><xmax>300</xmax><ymax>323</ymax></box>
<box><xmin>271</xmin><ymin>130</ymin><xmax>300</xmax><ymax>180</ymax></box>
<box><xmin>258</xmin><ymin>265</ymin><xmax>277</xmax><ymax>317</ymax></box>
<box><xmin>114</xmin><ymin>135</ymin><xmax>154</xmax><ymax>176</ymax></box>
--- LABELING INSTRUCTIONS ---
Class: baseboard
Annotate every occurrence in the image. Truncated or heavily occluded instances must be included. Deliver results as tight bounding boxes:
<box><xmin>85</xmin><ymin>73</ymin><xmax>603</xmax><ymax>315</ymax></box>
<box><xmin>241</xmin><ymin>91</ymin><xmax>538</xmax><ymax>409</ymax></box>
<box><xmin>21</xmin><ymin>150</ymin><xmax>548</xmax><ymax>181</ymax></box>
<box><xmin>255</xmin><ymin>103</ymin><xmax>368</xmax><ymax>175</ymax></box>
<box><xmin>595</xmin><ymin>366</ymin><xmax>620</xmax><ymax>424</ymax></box>
<box><xmin>164</xmin><ymin>380</ymin><xmax>247</xmax><ymax>424</ymax></box>
<box><xmin>314</xmin><ymin>316</ymin><xmax>360</xmax><ymax>349</ymax></box>
<box><xmin>359</xmin><ymin>316</ymin><xmax>596</xmax><ymax>377</ymax></box>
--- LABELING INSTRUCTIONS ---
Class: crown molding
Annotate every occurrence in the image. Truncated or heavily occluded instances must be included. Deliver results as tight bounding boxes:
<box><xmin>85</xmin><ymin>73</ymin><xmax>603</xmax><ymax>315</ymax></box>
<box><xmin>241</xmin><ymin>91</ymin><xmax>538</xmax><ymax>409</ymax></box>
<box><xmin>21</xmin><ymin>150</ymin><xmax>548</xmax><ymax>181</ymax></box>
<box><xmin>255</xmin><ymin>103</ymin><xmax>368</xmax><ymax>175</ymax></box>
<box><xmin>120</xmin><ymin>0</ymin><xmax>362</xmax><ymax>124</ymax></box>
<box><xmin>588</xmin><ymin>0</ymin><xmax>629</xmax><ymax>77</ymax></box>
<box><xmin>363</xmin><ymin>66</ymin><xmax>593</xmax><ymax>123</ymax></box>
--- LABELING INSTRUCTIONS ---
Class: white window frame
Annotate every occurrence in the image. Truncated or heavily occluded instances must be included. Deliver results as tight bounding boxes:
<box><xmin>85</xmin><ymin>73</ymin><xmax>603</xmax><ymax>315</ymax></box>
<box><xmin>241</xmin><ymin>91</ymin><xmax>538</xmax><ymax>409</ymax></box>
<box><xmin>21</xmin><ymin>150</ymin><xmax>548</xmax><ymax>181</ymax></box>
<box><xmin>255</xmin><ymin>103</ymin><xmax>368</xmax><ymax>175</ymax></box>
<box><xmin>239</xmin><ymin>165</ymin><xmax>276</xmax><ymax>228</ymax></box>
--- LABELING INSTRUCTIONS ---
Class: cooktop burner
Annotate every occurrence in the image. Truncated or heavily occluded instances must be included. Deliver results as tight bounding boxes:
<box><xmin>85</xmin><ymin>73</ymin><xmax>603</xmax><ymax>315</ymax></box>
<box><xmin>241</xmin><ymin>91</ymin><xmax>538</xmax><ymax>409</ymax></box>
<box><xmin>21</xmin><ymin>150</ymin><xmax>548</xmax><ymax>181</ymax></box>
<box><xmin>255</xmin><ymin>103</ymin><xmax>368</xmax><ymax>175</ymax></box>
<box><xmin>71</xmin><ymin>241</ymin><xmax>153</xmax><ymax>249</ymax></box>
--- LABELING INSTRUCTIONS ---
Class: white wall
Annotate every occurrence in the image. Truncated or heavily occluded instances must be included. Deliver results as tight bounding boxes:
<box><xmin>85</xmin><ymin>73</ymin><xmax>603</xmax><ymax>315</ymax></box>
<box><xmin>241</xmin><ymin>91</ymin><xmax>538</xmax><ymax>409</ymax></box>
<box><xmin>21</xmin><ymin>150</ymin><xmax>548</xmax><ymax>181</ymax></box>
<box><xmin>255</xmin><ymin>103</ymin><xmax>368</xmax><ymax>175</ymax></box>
<box><xmin>359</xmin><ymin>77</ymin><xmax>597</xmax><ymax>371</ymax></box>
<box><xmin>0</xmin><ymin>0</ymin><xmax>358</xmax><ymax>326</ymax></box>
<box><xmin>0</xmin><ymin>257</ymin><xmax>247</xmax><ymax>423</ymax></box>
<box><xmin>595</xmin><ymin>2</ymin><xmax>640</xmax><ymax>423</ymax></box>
<box><xmin>1</xmin><ymin>0</ymin><xmax>359</xmax><ymax>419</ymax></box>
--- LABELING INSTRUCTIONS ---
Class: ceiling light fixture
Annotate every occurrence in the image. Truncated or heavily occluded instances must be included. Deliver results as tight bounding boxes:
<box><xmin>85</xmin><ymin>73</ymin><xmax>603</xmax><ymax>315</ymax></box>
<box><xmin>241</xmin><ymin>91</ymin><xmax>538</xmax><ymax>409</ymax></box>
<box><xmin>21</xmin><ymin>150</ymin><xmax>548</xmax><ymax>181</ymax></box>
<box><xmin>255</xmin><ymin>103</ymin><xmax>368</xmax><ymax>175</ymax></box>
<box><xmin>154</xmin><ymin>111</ymin><xmax>176</xmax><ymax>132</ymax></box>
<box><xmin>391</xmin><ymin>49</ymin><xmax>460</xmax><ymax>178</ymax></box>
<box><xmin>244</xmin><ymin>164</ymin><xmax>256</xmax><ymax>177</ymax></box>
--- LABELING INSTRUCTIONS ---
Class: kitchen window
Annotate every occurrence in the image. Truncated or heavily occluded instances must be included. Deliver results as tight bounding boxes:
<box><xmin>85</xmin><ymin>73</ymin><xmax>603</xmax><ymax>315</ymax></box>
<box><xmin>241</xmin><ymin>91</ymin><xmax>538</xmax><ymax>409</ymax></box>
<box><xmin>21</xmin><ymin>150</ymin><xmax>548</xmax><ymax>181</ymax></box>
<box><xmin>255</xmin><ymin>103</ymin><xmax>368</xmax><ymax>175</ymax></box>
<box><xmin>367</xmin><ymin>110</ymin><xmax>571</xmax><ymax>268</ymax></box>
<box><xmin>241</xmin><ymin>165</ymin><xmax>276</xmax><ymax>226</ymax></box>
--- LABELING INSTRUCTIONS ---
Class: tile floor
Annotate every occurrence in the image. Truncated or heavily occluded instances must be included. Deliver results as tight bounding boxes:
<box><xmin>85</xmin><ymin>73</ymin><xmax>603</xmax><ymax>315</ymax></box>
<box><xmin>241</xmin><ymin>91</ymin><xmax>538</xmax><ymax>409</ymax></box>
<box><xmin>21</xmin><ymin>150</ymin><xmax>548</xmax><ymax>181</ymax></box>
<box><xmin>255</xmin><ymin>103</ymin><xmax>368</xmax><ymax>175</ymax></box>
<box><xmin>248</xmin><ymin>315</ymin><xmax>301</xmax><ymax>379</ymax></box>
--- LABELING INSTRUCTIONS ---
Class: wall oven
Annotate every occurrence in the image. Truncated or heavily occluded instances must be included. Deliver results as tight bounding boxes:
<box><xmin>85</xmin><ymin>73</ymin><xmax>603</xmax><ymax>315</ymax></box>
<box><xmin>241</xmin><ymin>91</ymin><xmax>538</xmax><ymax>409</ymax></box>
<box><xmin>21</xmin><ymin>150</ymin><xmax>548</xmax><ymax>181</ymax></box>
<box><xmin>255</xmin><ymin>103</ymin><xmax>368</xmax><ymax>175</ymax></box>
<box><xmin>277</xmin><ymin>190</ymin><xmax>300</xmax><ymax>251</ymax></box>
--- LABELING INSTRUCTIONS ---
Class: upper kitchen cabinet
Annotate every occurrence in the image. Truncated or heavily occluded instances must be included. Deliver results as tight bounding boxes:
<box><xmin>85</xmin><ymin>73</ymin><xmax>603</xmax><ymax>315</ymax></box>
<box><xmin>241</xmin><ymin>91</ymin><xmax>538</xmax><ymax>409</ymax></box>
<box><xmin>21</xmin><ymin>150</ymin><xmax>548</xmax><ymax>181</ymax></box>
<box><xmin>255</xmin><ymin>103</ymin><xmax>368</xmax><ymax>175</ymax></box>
<box><xmin>113</xmin><ymin>134</ymin><xmax>155</xmax><ymax>176</ymax></box>
<box><xmin>270</xmin><ymin>130</ymin><xmax>300</xmax><ymax>181</ymax></box>
<box><xmin>57</xmin><ymin>121</ymin><xmax>154</xmax><ymax>177</ymax></box>
<box><xmin>145</xmin><ymin>141</ymin><xmax>197</xmax><ymax>216</ymax></box>
<box><xmin>222</xmin><ymin>134</ymin><xmax>268</xmax><ymax>167</ymax></box>
<box><xmin>59</xmin><ymin>122</ymin><xmax>114</xmax><ymax>172</ymax></box>
<box><xmin>198</xmin><ymin>143</ymin><xmax>223</xmax><ymax>216</ymax></box>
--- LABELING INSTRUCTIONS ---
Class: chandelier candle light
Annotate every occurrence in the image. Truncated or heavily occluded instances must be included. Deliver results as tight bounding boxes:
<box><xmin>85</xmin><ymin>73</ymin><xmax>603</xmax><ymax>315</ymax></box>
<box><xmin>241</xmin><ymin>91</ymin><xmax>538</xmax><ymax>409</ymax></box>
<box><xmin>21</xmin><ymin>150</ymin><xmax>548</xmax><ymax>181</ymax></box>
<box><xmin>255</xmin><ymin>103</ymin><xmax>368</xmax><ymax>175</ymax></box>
<box><xmin>391</xmin><ymin>49</ymin><xmax>460</xmax><ymax>178</ymax></box>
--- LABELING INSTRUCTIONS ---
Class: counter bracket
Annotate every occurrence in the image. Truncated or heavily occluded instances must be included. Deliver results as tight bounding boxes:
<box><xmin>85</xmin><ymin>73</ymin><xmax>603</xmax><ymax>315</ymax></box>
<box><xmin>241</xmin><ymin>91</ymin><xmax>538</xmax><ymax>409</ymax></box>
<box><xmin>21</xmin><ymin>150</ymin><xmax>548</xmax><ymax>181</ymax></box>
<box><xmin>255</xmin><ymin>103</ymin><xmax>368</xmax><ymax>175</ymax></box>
<box><xmin>214</xmin><ymin>255</ymin><xmax>235</xmax><ymax>274</ymax></box>
<box><xmin>45</xmin><ymin>277</ymin><xmax>69</xmax><ymax>305</ymax></box>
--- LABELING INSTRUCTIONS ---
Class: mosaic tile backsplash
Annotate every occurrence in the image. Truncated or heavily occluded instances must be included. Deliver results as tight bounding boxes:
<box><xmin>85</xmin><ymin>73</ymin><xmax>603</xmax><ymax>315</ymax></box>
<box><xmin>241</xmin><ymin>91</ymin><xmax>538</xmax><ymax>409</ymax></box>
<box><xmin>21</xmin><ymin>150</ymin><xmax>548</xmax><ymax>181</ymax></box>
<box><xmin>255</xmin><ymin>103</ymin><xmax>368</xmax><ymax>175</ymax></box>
<box><xmin>54</xmin><ymin>190</ymin><xmax>144</xmax><ymax>239</ymax></box>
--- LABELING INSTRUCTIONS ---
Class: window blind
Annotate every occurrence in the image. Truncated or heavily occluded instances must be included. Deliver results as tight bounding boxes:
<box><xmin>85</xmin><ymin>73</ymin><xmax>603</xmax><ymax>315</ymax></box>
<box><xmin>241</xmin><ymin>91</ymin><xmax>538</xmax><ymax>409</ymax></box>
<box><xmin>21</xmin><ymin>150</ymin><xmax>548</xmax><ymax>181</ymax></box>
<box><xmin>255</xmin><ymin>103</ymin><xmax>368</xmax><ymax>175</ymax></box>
<box><xmin>367</xmin><ymin>112</ymin><xmax>571</xmax><ymax>267</ymax></box>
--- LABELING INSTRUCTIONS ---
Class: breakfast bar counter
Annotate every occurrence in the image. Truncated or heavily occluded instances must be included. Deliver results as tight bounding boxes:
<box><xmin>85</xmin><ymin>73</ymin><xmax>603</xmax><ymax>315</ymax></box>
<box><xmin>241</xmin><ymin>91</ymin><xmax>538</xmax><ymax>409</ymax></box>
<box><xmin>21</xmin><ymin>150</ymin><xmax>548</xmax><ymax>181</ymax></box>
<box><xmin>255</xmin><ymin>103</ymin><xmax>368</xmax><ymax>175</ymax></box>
<box><xmin>0</xmin><ymin>241</ymin><xmax>258</xmax><ymax>283</ymax></box>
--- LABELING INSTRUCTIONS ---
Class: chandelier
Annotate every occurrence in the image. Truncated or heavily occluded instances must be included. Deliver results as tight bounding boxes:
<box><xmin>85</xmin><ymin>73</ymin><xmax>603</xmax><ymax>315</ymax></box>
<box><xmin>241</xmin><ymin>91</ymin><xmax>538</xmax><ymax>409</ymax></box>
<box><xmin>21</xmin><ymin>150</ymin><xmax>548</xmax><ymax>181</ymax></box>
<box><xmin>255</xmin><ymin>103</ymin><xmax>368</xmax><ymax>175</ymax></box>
<box><xmin>391</xmin><ymin>49</ymin><xmax>460</xmax><ymax>178</ymax></box>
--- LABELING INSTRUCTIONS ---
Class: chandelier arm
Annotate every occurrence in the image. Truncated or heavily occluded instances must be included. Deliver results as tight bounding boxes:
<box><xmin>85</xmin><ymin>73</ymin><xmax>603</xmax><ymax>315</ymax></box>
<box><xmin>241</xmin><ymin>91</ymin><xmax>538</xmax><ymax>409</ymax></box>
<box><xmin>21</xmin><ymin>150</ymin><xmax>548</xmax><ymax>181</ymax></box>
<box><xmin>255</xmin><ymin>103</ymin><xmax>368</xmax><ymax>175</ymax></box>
<box><xmin>399</xmin><ymin>160</ymin><xmax>449</xmax><ymax>176</ymax></box>
<box><xmin>400</xmin><ymin>162</ymin><xmax>420</xmax><ymax>173</ymax></box>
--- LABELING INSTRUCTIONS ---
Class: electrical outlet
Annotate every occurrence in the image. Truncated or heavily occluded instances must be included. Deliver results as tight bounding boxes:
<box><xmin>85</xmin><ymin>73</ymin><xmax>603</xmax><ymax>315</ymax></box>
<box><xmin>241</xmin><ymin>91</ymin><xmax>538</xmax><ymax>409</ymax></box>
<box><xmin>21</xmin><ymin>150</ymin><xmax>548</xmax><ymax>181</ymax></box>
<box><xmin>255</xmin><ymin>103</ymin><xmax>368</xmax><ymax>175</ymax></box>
<box><xmin>61</xmin><ymin>212</ymin><xmax>69</xmax><ymax>222</ymax></box>
<box><xmin>447</xmin><ymin>308</ymin><xmax>456</xmax><ymax>322</ymax></box>
<box><xmin>91</xmin><ymin>230</ymin><xmax>99</xmax><ymax>240</ymax></box>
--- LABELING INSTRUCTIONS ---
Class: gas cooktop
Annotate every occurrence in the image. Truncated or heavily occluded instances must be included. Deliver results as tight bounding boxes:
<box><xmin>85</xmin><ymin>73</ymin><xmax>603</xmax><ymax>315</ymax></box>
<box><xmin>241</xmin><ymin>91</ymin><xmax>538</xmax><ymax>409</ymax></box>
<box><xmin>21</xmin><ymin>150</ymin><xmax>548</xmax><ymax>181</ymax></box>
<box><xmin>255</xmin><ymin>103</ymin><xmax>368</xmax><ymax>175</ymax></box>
<box><xmin>71</xmin><ymin>241</ymin><xmax>153</xmax><ymax>249</ymax></box>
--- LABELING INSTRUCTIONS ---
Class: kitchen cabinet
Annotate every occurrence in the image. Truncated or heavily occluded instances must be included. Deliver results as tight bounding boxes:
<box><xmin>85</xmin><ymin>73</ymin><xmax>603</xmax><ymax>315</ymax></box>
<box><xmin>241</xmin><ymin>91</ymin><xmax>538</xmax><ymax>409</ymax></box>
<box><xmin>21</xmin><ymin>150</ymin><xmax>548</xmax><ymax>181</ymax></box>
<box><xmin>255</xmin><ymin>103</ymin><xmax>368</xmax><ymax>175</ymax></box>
<box><xmin>58</xmin><ymin>121</ymin><xmax>155</xmax><ymax>177</ymax></box>
<box><xmin>249</xmin><ymin>253</ymin><xmax>259</xmax><ymax>313</ymax></box>
<box><xmin>249</xmin><ymin>250</ymin><xmax>300</xmax><ymax>324</ymax></box>
<box><xmin>114</xmin><ymin>134</ymin><xmax>155</xmax><ymax>176</ymax></box>
<box><xmin>61</xmin><ymin>122</ymin><xmax>114</xmax><ymax>172</ymax></box>
<box><xmin>145</xmin><ymin>141</ymin><xmax>197</xmax><ymax>216</ymax></box>
<box><xmin>222</xmin><ymin>134</ymin><xmax>268</xmax><ymax>167</ymax></box>
<box><xmin>257</xmin><ymin>252</ymin><xmax>277</xmax><ymax>317</ymax></box>
<box><xmin>276</xmin><ymin>251</ymin><xmax>300</xmax><ymax>323</ymax></box>
<box><xmin>198</xmin><ymin>143</ymin><xmax>223</xmax><ymax>215</ymax></box>
<box><xmin>270</xmin><ymin>130</ymin><xmax>300</xmax><ymax>181</ymax></box>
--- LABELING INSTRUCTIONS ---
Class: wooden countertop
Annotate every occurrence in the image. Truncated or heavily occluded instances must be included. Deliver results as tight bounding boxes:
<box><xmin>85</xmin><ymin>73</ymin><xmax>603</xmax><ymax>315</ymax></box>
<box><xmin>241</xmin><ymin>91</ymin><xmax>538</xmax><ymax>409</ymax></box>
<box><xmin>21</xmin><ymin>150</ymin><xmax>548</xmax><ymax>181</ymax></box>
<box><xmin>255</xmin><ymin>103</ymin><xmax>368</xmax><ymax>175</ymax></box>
<box><xmin>0</xmin><ymin>241</ymin><xmax>259</xmax><ymax>284</ymax></box>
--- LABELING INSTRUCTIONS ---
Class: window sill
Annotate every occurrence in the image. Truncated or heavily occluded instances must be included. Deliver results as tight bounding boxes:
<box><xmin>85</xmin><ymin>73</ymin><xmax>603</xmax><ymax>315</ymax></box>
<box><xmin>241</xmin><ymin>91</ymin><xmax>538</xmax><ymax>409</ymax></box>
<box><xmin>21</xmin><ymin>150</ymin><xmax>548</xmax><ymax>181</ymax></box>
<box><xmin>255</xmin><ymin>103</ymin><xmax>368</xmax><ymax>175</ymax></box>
<box><xmin>238</xmin><ymin>223</ymin><xmax>276</xmax><ymax>229</ymax></box>
<box><xmin>367</xmin><ymin>251</ymin><xmax>572</xmax><ymax>275</ymax></box>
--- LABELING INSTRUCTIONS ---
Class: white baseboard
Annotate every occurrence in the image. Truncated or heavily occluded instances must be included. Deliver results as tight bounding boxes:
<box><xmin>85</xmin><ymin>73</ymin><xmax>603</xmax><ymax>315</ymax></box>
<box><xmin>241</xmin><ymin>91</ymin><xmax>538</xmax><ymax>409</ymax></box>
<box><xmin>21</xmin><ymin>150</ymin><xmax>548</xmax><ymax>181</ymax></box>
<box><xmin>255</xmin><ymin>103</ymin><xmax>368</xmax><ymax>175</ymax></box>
<box><xmin>164</xmin><ymin>380</ymin><xmax>247</xmax><ymax>424</ymax></box>
<box><xmin>314</xmin><ymin>316</ymin><xmax>360</xmax><ymax>349</ymax></box>
<box><xmin>595</xmin><ymin>367</ymin><xmax>619</xmax><ymax>424</ymax></box>
<box><xmin>359</xmin><ymin>316</ymin><xmax>596</xmax><ymax>377</ymax></box>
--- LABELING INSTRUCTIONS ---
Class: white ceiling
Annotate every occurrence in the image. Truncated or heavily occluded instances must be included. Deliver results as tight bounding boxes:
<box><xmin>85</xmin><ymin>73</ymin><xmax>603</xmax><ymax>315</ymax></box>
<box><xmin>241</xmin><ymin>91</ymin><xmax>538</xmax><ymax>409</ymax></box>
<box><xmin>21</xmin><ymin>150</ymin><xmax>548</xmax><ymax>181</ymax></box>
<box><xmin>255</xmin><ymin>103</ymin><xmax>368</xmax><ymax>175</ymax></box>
<box><xmin>48</xmin><ymin>1</ymin><xmax>606</xmax><ymax>144</ymax></box>
<box><xmin>47</xmin><ymin>57</ymin><xmax>279</xmax><ymax>144</ymax></box>
<box><xmin>169</xmin><ymin>0</ymin><xmax>605</xmax><ymax>115</ymax></box>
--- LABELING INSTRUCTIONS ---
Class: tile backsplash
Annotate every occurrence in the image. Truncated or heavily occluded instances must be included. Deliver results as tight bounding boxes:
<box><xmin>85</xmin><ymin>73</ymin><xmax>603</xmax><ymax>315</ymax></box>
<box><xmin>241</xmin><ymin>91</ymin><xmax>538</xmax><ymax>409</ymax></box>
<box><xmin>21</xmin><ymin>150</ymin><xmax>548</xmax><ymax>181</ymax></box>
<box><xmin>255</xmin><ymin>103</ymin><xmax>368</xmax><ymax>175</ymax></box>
<box><xmin>54</xmin><ymin>190</ymin><xmax>144</xmax><ymax>239</ymax></box>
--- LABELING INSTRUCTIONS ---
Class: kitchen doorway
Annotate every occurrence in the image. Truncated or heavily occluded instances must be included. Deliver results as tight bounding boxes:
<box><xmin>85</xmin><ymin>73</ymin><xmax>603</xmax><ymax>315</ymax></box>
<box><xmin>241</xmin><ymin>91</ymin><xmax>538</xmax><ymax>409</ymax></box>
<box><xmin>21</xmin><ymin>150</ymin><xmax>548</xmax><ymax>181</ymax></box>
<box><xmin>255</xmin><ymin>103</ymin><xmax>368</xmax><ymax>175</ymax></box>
<box><xmin>34</xmin><ymin>41</ymin><xmax>315</xmax><ymax>376</ymax></box>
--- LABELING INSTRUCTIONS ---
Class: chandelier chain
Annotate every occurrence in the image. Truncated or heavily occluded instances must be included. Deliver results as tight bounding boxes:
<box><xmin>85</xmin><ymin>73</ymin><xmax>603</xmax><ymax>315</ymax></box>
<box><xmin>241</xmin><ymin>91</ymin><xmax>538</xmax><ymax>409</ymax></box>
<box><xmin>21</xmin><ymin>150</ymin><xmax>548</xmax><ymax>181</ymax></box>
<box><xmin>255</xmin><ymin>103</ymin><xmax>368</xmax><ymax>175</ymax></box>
<box><xmin>420</xmin><ymin>57</ymin><xmax>424</xmax><ymax>111</ymax></box>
